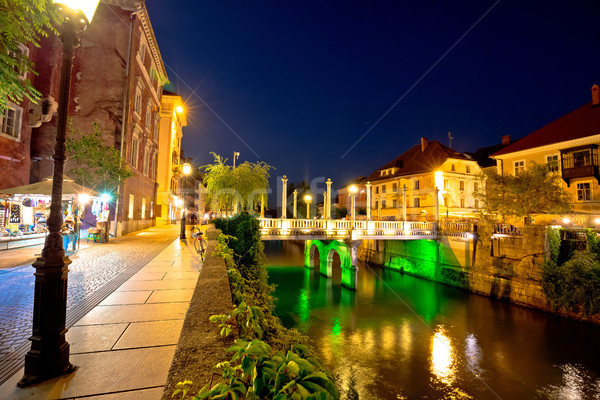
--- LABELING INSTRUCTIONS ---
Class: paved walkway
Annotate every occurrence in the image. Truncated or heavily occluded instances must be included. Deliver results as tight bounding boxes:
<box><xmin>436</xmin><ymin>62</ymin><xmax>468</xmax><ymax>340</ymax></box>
<box><xmin>0</xmin><ymin>226</ymin><xmax>203</xmax><ymax>399</ymax></box>
<box><xmin>0</xmin><ymin>224</ymin><xmax>184</xmax><ymax>388</ymax></box>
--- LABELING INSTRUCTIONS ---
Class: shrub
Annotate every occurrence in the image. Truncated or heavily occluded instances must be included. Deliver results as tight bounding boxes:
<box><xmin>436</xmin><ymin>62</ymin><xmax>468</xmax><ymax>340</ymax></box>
<box><xmin>542</xmin><ymin>251</ymin><xmax>600</xmax><ymax>316</ymax></box>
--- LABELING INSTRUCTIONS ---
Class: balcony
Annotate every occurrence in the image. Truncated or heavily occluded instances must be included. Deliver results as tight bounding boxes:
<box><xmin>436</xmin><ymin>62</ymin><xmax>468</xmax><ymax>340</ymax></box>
<box><xmin>560</xmin><ymin>145</ymin><xmax>600</xmax><ymax>187</ymax></box>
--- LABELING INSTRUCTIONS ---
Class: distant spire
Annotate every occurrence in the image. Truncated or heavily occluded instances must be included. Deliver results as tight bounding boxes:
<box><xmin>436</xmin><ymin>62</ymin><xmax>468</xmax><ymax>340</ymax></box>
<box><xmin>448</xmin><ymin>131</ymin><xmax>454</xmax><ymax>149</ymax></box>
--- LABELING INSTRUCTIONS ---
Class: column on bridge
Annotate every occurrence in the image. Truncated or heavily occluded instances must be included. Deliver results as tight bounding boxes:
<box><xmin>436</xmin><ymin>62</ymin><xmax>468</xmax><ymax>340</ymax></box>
<box><xmin>366</xmin><ymin>181</ymin><xmax>371</xmax><ymax>220</ymax></box>
<box><xmin>326</xmin><ymin>178</ymin><xmax>332</xmax><ymax>219</ymax></box>
<box><xmin>281</xmin><ymin>175</ymin><xmax>288</xmax><ymax>218</ymax></box>
<box><xmin>293</xmin><ymin>189</ymin><xmax>298</xmax><ymax>219</ymax></box>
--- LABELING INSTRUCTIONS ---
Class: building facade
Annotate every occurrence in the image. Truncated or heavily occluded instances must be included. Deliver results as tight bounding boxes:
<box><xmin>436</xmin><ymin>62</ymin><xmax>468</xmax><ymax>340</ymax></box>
<box><xmin>156</xmin><ymin>91</ymin><xmax>186</xmax><ymax>224</ymax></box>
<box><xmin>29</xmin><ymin>0</ymin><xmax>168</xmax><ymax>235</ymax></box>
<box><xmin>365</xmin><ymin>138</ymin><xmax>481</xmax><ymax>221</ymax></box>
<box><xmin>492</xmin><ymin>85</ymin><xmax>600</xmax><ymax>226</ymax></box>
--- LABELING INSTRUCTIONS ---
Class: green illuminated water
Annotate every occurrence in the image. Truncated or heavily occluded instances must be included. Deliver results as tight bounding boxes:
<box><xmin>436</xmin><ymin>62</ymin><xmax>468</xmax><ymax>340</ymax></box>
<box><xmin>265</xmin><ymin>241</ymin><xmax>600</xmax><ymax>399</ymax></box>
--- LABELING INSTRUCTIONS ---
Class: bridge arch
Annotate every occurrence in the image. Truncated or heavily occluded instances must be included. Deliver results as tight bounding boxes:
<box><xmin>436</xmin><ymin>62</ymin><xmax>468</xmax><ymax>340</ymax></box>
<box><xmin>304</xmin><ymin>239</ymin><xmax>359</xmax><ymax>290</ymax></box>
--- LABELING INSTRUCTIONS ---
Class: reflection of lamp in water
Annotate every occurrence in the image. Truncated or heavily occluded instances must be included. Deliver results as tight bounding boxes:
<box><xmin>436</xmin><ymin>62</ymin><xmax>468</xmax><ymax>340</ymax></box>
<box><xmin>431</xmin><ymin>328</ymin><xmax>456</xmax><ymax>385</ymax></box>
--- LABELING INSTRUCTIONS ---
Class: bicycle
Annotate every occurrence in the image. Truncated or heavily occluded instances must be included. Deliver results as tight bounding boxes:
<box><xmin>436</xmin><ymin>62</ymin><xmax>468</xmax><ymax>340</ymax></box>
<box><xmin>190</xmin><ymin>226</ymin><xmax>207</xmax><ymax>262</ymax></box>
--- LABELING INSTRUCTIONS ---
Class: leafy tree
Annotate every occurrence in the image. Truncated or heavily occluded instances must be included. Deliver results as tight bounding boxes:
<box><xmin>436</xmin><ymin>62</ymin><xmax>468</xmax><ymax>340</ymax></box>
<box><xmin>202</xmin><ymin>152</ymin><xmax>273</xmax><ymax>213</ymax></box>
<box><xmin>332</xmin><ymin>206</ymin><xmax>347</xmax><ymax>219</ymax></box>
<box><xmin>474</xmin><ymin>163</ymin><xmax>571</xmax><ymax>224</ymax></box>
<box><xmin>0</xmin><ymin>0</ymin><xmax>61</xmax><ymax>110</ymax></box>
<box><xmin>65</xmin><ymin>122</ymin><xmax>132</xmax><ymax>193</ymax></box>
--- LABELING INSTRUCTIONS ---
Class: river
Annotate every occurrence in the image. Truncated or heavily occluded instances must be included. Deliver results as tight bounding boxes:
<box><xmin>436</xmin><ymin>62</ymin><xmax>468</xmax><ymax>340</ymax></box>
<box><xmin>264</xmin><ymin>241</ymin><xmax>600</xmax><ymax>399</ymax></box>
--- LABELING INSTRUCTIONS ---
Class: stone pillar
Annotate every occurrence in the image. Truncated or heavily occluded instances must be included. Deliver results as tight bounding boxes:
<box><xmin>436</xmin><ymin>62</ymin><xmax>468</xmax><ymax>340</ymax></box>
<box><xmin>293</xmin><ymin>189</ymin><xmax>298</xmax><ymax>219</ymax></box>
<box><xmin>403</xmin><ymin>185</ymin><xmax>407</xmax><ymax>221</ymax></box>
<box><xmin>326</xmin><ymin>178</ymin><xmax>332</xmax><ymax>219</ymax></box>
<box><xmin>281</xmin><ymin>175</ymin><xmax>288</xmax><ymax>219</ymax></box>
<box><xmin>323</xmin><ymin>191</ymin><xmax>327</xmax><ymax>218</ymax></box>
<box><xmin>260</xmin><ymin>194</ymin><xmax>265</xmax><ymax>218</ymax></box>
<box><xmin>365</xmin><ymin>181</ymin><xmax>371</xmax><ymax>220</ymax></box>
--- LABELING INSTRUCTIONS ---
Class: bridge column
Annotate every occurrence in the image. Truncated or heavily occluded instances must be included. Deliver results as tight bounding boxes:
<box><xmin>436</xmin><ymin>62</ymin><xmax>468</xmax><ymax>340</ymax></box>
<box><xmin>281</xmin><ymin>175</ymin><xmax>288</xmax><ymax>218</ymax></box>
<box><xmin>326</xmin><ymin>178</ymin><xmax>332</xmax><ymax>219</ymax></box>
<box><xmin>340</xmin><ymin>240</ymin><xmax>361</xmax><ymax>290</ymax></box>
<box><xmin>304</xmin><ymin>240</ymin><xmax>314</xmax><ymax>269</ymax></box>
<box><xmin>366</xmin><ymin>181</ymin><xmax>371</xmax><ymax>220</ymax></box>
<box><xmin>293</xmin><ymin>189</ymin><xmax>298</xmax><ymax>219</ymax></box>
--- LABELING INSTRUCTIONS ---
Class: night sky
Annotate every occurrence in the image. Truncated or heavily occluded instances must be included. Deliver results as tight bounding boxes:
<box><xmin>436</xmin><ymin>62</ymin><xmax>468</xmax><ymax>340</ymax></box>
<box><xmin>146</xmin><ymin>0</ymin><xmax>600</xmax><ymax>192</ymax></box>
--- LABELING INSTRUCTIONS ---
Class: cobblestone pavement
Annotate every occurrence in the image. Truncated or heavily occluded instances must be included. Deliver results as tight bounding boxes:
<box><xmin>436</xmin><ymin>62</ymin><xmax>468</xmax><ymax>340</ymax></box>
<box><xmin>0</xmin><ymin>224</ymin><xmax>181</xmax><ymax>385</ymax></box>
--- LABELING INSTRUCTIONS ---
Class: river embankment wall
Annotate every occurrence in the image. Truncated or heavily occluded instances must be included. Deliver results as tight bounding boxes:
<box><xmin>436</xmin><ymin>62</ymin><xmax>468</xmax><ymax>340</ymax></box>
<box><xmin>359</xmin><ymin>226</ymin><xmax>566</xmax><ymax>317</ymax></box>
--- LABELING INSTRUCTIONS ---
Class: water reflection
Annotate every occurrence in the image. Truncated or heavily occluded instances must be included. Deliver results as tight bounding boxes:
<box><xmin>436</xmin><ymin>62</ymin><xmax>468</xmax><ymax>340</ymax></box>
<box><xmin>265</xmin><ymin>241</ymin><xmax>600</xmax><ymax>399</ymax></box>
<box><xmin>431</xmin><ymin>326</ymin><xmax>456</xmax><ymax>386</ymax></box>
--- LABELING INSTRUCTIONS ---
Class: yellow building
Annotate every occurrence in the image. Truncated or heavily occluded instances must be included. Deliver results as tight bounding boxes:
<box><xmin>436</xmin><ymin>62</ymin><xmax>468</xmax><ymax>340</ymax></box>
<box><xmin>156</xmin><ymin>91</ymin><xmax>187</xmax><ymax>224</ymax></box>
<box><xmin>492</xmin><ymin>85</ymin><xmax>600</xmax><ymax>226</ymax></box>
<box><xmin>365</xmin><ymin>138</ymin><xmax>481</xmax><ymax>221</ymax></box>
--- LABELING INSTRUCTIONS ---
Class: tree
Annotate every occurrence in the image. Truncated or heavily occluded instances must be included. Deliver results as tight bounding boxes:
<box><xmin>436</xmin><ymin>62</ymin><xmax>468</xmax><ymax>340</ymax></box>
<box><xmin>65</xmin><ymin>122</ymin><xmax>132</xmax><ymax>193</ymax></box>
<box><xmin>474</xmin><ymin>162</ymin><xmax>571</xmax><ymax>224</ymax></box>
<box><xmin>202</xmin><ymin>152</ymin><xmax>273</xmax><ymax>212</ymax></box>
<box><xmin>0</xmin><ymin>0</ymin><xmax>61</xmax><ymax>110</ymax></box>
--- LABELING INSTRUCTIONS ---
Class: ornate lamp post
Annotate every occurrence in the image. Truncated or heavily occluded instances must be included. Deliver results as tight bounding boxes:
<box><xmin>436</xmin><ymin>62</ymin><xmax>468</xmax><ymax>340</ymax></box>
<box><xmin>180</xmin><ymin>163</ymin><xmax>191</xmax><ymax>239</ymax></box>
<box><xmin>304</xmin><ymin>194</ymin><xmax>312</xmax><ymax>219</ymax></box>
<box><xmin>281</xmin><ymin>175</ymin><xmax>288</xmax><ymax>218</ymax></box>
<box><xmin>293</xmin><ymin>189</ymin><xmax>298</xmax><ymax>219</ymax></box>
<box><xmin>18</xmin><ymin>0</ymin><xmax>99</xmax><ymax>388</ymax></box>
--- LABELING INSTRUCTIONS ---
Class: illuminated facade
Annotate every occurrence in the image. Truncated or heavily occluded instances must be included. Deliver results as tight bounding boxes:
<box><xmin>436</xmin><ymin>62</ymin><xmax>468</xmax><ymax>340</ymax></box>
<box><xmin>492</xmin><ymin>85</ymin><xmax>600</xmax><ymax>226</ymax></box>
<box><xmin>365</xmin><ymin>138</ymin><xmax>481</xmax><ymax>221</ymax></box>
<box><xmin>156</xmin><ymin>91</ymin><xmax>186</xmax><ymax>224</ymax></box>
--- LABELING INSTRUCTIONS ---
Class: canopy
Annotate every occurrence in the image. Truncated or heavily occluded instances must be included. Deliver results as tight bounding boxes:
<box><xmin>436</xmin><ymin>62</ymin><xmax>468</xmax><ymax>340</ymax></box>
<box><xmin>0</xmin><ymin>177</ymin><xmax>99</xmax><ymax>198</ymax></box>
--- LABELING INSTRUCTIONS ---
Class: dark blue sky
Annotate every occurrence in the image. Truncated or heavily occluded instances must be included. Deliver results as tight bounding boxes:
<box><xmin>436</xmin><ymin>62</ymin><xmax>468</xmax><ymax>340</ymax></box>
<box><xmin>147</xmin><ymin>1</ymin><xmax>600</xmax><ymax>190</ymax></box>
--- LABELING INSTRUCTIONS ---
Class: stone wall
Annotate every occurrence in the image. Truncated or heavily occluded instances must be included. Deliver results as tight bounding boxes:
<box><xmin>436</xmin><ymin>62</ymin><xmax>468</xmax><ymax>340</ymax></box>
<box><xmin>358</xmin><ymin>225</ymin><xmax>551</xmax><ymax>312</ymax></box>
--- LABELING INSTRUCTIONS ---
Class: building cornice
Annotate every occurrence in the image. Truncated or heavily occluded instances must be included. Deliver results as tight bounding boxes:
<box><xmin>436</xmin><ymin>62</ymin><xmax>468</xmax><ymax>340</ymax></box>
<box><xmin>492</xmin><ymin>134</ymin><xmax>600</xmax><ymax>160</ymax></box>
<box><xmin>102</xmin><ymin>0</ymin><xmax>168</xmax><ymax>83</ymax></box>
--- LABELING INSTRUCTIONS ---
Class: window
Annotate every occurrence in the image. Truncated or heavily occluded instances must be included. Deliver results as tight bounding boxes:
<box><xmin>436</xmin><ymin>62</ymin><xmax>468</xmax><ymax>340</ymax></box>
<box><xmin>8</xmin><ymin>43</ymin><xmax>29</xmax><ymax>80</ymax></box>
<box><xmin>444</xmin><ymin>179</ymin><xmax>449</xmax><ymax>190</ymax></box>
<box><xmin>392</xmin><ymin>183</ymin><xmax>397</xmax><ymax>192</ymax></box>
<box><xmin>466</xmin><ymin>165</ymin><xmax>471</xmax><ymax>174</ymax></box>
<box><xmin>459</xmin><ymin>181</ymin><xmax>465</xmax><ymax>191</ymax></box>
<box><xmin>143</xmin><ymin>146</ymin><xmax>150</xmax><ymax>175</ymax></box>
<box><xmin>145</xmin><ymin>100</ymin><xmax>152</xmax><ymax>130</ymax></box>
<box><xmin>141</xmin><ymin>198</ymin><xmax>146</xmax><ymax>219</ymax></box>
<box><xmin>153</xmin><ymin>113</ymin><xmax>159</xmax><ymax>138</ymax></box>
<box><xmin>151</xmin><ymin>152</ymin><xmax>157</xmax><ymax>180</ymax></box>
<box><xmin>375</xmin><ymin>187</ymin><xmax>379</xmax><ymax>194</ymax></box>
<box><xmin>150</xmin><ymin>201</ymin><xmax>154</xmax><ymax>218</ymax></box>
<box><xmin>573</xmin><ymin>150</ymin><xmax>591</xmax><ymax>168</ymax></box>
<box><xmin>414</xmin><ymin>180</ymin><xmax>420</xmax><ymax>190</ymax></box>
<box><xmin>393</xmin><ymin>199</ymin><xmax>397</xmax><ymax>208</ymax></box>
<box><xmin>128</xmin><ymin>194</ymin><xmax>134</xmax><ymax>219</ymax></box>
<box><xmin>460</xmin><ymin>198</ymin><xmax>465</xmax><ymax>208</ymax></box>
<box><xmin>382</xmin><ymin>185</ymin><xmax>386</xmax><ymax>194</ymax></box>
<box><xmin>546</xmin><ymin>155</ymin><xmax>559</xmax><ymax>172</ymax></box>
<box><xmin>474</xmin><ymin>182</ymin><xmax>479</xmax><ymax>192</ymax></box>
<box><xmin>134</xmin><ymin>78</ymin><xmax>144</xmax><ymax>116</ymax></box>
<box><xmin>413</xmin><ymin>197</ymin><xmax>420</xmax><ymax>208</ymax></box>
<box><xmin>0</xmin><ymin>103</ymin><xmax>22</xmax><ymax>139</ymax></box>
<box><xmin>375</xmin><ymin>201</ymin><xmax>379</xmax><ymax>209</ymax></box>
<box><xmin>451</xmin><ymin>164</ymin><xmax>456</xmax><ymax>172</ymax></box>
<box><xmin>131</xmin><ymin>136</ymin><xmax>139</xmax><ymax>168</ymax></box>
<box><xmin>139</xmin><ymin>41</ymin><xmax>147</xmax><ymax>64</ymax></box>
<box><xmin>577</xmin><ymin>182</ymin><xmax>591</xmax><ymax>201</ymax></box>
<box><xmin>382</xmin><ymin>200</ymin><xmax>386</xmax><ymax>208</ymax></box>
<box><xmin>514</xmin><ymin>160</ymin><xmax>525</xmax><ymax>175</ymax></box>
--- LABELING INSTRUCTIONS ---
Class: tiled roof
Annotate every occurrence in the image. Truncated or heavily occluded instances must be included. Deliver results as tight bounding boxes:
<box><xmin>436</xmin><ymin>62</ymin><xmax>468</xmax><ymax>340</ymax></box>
<box><xmin>363</xmin><ymin>140</ymin><xmax>471</xmax><ymax>182</ymax></box>
<box><xmin>492</xmin><ymin>102</ymin><xmax>600</xmax><ymax>157</ymax></box>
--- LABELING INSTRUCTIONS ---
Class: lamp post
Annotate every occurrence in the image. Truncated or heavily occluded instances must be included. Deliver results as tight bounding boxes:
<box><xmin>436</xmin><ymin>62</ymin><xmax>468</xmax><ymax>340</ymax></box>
<box><xmin>281</xmin><ymin>175</ymin><xmax>288</xmax><ymax>218</ymax></box>
<box><xmin>304</xmin><ymin>194</ymin><xmax>312</xmax><ymax>219</ymax></box>
<box><xmin>365</xmin><ymin>181</ymin><xmax>371</xmax><ymax>220</ymax></box>
<box><xmin>180</xmin><ymin>163</ymin><xmax>191</xmax><ymax>239</ymax></box>
<box><xmin>233</xmin><ymin>151</ymin><xmax>240</xmax><ymax>168</ymax></box>
<box><xmin>349</xmin><ymin>185</ymin><xmax>358</xmax><ymax>229</ymax></box>
<box><xmin>18</xmin><ymin>0</ymin><xmax>99</xmax><ymax>388</ymax></box>
<box><xmin>293</xmin><ymin>189</ymin><xmax>298</xmax><ymax>219</ymax></box>
<box><xmin>325</xmin><ymin>178</ymin><xmax>332</xmax><ymax>219</ymax></box>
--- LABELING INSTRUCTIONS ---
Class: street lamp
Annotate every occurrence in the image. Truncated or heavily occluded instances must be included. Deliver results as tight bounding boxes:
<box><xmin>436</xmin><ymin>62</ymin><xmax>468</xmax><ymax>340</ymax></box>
<box><xmin>233</xmin><ymin>151</ymin><xmax>240</xmax><ymax>168</ymax></box>
<box><xmin>349</xmin><ymin>185</ymin><xmax>358</xmax><ymax>228</ymax></box>
<box><xmin>179</xmin><ymin>163</ymin><xmax>191</xmax><ymax>239</ymax></box>
<box><xmin>18</xmin><ymin>0</ymin><xmax>100</xmax><ymax>388</ymax></box>
<box><xmin>304</xmin><ymin>194</ymin><xmax>312</xmax><ymax>219</ymax></box>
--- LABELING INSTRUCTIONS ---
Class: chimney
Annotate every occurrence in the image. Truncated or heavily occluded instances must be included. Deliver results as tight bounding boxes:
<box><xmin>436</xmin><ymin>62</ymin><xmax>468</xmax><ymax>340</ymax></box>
<box><xmin>502</xmin><ymin>135</ymin><xmax>511</xmax><ymax>145</ymax></box>
<box><xmin>420</xmin><ymin>137</ymin><xmax>429</xmax><ymax>152</ymax></box>
<box><xmin>592</xmin><ymin>84</ymin><xmax>599</xmax><ymax>106</ymax></box>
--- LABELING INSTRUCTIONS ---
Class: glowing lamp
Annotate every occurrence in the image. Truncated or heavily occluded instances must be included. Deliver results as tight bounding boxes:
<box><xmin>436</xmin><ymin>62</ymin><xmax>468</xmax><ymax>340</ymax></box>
<box><xmin>562</xmin><ymin>217</ymin><xmax>570</xmax><ymax>224</ymax></box>
<box><xmin>100</xmin><ymin>193</ymin><xmax>111</xmax><ymax>203</ymax></box>
<box><xmin>78</xmin><ymin>193</ymin><xmax>90</xmax><ymax>204</ymax></box>
<box><xmin>595</xmin><ymin>218</ymin><xmax>600</xmax><ymax>225</ymax></box>
<box><xmin>176</xmin><ymin>105</ymin><xmax>184</xmax><ymax>113</ymax></box>
<box><xmin>53</xmin><ymin>0</ymin><xmax>100</xmax><ymax>23</ymax></box>
<box><xmin>304</xmin><ymin>194</ymin><xmax>312</xmax><ymax>202</ymax></box>
<box><xmin>349</xmin><ymin>185</ymin><xmax>358</xmax><ymax>194</ymax></box>
<box><xmin>175</xmin><ymin>198</ymin><xmax>183</xmax><ymax>207</ymax></box>
<box><xmin>182</xmin><ymin>163</ymin><xmax>192</xmax><ymax>175</ymax></box>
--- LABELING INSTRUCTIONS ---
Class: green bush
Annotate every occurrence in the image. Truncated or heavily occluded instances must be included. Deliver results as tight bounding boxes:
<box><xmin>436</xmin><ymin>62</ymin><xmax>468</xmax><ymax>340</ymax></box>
<box><xmin>547</xmin><ymin>227</ymin><xmax>560</xmax><ymax>264</ymax></box>
<box><xmin>542</xmin><ymin>251</ymin><xmax>600</xmax><ymax>316</ymax></box>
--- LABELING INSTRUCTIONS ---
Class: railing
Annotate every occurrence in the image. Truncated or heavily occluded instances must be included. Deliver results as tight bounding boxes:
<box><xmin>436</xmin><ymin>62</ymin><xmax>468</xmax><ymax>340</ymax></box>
<box><xmin>494</xmin><ymin>223</ymin><xmax>522</xmax><ymax>236</ymax></box>
<box><xmin>257</xmin><ymin>218</ymin><xmax>476</xmax><ymax>240</ymax></box>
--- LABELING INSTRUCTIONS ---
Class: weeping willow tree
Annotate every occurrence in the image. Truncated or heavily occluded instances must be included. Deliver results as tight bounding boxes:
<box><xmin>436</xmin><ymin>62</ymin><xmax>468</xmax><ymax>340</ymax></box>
<box><xmin>202</xmin><ymin>152</ymin><xmax>273</xmax><ymax>213</ymax></box>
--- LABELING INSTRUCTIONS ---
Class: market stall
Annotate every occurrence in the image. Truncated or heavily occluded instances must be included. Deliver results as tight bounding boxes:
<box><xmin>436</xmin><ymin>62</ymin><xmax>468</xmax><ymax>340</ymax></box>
<box><xmin>0</xmin><ymin>177</ymin><xmax>99</xmax><ymax>251</ymax></box>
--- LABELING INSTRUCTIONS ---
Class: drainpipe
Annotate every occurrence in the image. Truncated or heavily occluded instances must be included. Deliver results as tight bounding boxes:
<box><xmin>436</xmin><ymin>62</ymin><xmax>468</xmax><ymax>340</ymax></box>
<box><xmin>112</xmin><ymin>8</ymin><xmax>142</xmax><ymax>238</ymax></box>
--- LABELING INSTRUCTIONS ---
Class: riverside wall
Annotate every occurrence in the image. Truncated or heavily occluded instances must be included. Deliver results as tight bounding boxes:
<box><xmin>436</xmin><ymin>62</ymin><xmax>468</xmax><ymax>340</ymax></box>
<box><xmin>358</xmin><ymin>226</ymin><xmax>551</xmax><ymax>311</ymax></box>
